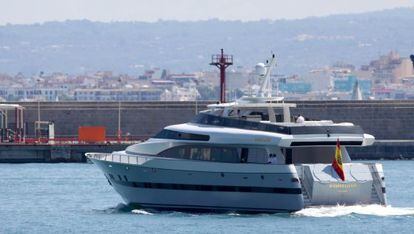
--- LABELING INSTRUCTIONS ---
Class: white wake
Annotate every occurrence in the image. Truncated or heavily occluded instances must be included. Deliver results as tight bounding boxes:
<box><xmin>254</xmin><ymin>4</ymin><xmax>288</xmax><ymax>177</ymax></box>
<box><xmin>295</xmin><ymin>204</ymin><xmax>414</xmax><ymax>217</ymax></box>
<box><xmin>131</xmin><ymin>209</ymin><xmax>154</xmax><ymax>215</ymax></box>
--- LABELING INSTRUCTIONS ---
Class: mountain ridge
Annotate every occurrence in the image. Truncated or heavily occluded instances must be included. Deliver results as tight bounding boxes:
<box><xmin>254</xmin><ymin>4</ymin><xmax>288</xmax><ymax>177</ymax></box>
<box><xmin>0</xmin><ymin>8</ymin><xmax>413</xmax><ymax>75</ymax></box>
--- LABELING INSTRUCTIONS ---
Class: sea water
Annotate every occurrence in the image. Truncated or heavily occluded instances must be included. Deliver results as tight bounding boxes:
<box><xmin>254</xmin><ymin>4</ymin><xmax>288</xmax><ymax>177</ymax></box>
<box><xmin>1</xmin><ymin>160</ymin><xmax>414</xmax><ymax>234</ymax></box>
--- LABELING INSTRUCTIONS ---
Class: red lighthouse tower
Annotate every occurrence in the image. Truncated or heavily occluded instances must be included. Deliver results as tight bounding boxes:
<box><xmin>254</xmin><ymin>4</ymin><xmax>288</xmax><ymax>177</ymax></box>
<box><xmin>210</xmin><ymin>49</ymin><xmax>233</xmax><ymax>103</ymax></box>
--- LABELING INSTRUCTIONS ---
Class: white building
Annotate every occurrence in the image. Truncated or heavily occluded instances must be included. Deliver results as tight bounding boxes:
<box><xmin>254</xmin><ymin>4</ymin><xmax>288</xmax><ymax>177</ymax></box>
<box><xmin>74</xmin><ymin>88</ymin><xmax>163</xmax><ymax>101</ymax></box>
<box><xmin>0</xmin><ymin>87</ymin><xmax>66</xmax><ymax>101</ymax></box>
<box><xmin>160</xmin><ymin>85</ymin><xmax>199</xmax><ymax>101</ymax></box>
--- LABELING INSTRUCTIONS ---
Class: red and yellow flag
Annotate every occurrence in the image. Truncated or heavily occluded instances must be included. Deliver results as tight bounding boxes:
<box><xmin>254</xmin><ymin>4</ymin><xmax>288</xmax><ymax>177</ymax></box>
<box><xmin>332</xmin><ymin>139</ymin><xmax>345</xmax><ymax>181</ymax></box>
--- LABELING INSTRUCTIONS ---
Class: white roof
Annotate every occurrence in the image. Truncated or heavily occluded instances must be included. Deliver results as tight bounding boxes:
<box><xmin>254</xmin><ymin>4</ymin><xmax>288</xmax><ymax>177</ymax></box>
<box><xmin>164</xmin><ymin>123</ymin><xmax>374</xmax><ymax>147</ymax></box>
<box><xmin>208</xmin><ymin>96</ymin><xmax>296</xmax><ymax>109</ymax></box>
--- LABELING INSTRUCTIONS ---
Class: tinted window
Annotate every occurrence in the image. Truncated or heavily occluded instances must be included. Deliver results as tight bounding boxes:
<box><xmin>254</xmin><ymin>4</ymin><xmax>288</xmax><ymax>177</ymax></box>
<box><xmin>191</xmin><ymin>113</ymin><xmax>290</xmax><ymax>134</ymax></box>
<box><xmin>247</xmin><ymin>148</ymin><xmax>268</xmax><ymax>163</ymax></box>
<box><xmin>158</xmin><ymin>145</ymin><xmax>240</xmax><ymax>163</ymax></box>
<box><xmin>240</xmin><ymin>148</ymin><xmax>248</xmax><ymax>163</ymax></box>
<box><xmin>154</xmin><ymin>129</ymin><xmax>210</xmax><ymax>141</ymax></box>
<box><xmin>249</xmin><ymin>111</ymin><xmax>269</xmax><ymax>121</ymax></box>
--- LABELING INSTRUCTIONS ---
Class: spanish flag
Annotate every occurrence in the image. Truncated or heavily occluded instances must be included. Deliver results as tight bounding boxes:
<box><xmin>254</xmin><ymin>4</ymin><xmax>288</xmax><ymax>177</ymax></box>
<box><xmin>332</xmin><ymin>139</ymin><xmax>345</xmax><ymax>181</ymax></box>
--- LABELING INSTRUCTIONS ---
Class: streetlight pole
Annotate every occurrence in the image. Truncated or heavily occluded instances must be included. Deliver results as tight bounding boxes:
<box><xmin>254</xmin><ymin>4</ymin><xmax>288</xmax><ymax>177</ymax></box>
<box><xmin>37</xmin><ymin>101</ymin><xmax>40</xmax><ymax>141</ymax></box>
<box><xmin>36</xmin><ymin>78</ymin><xmax>41</xmax><ymax>142</ymax></box>
<box><xmin>117</xmin><ymin>101</ymin><xmax>121</xmax><ymax>142</ymax></box>
<box><xmin>117</xmin><ymin>77</ymin><xmax>122</xmax><ymax>142</ymax></box>
<box><xmin>194</xmin><ymin>87</ymin><xmax>198</xmax><ymax>115</ymax></box>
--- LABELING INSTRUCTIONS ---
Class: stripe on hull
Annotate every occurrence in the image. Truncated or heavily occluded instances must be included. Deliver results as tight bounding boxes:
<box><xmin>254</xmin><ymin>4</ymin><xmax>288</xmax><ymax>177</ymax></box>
<box><xmin>112</xmin><ymin>180</ymin><xmax>302</xmax><ymax>194</ymax></box>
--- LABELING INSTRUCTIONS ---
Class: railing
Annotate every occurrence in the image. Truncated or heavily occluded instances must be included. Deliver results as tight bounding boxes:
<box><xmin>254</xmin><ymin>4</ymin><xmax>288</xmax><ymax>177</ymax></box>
<box><xmin>4</xmin><ymin>135</ymin><xmax>149</xmax><ymax>146</ymax></box>
<box><xmin>301</xmin><ymin>166</ymin><xmax>314</xmax><ymax>198</ymax></box>
<box><xmin>211</xmin><ymin>54</ymin><xmax>233</xmax><ymax>64</ymax></box>
<box><xmin>192</xmin><ymin>113</ymin><xmax>364</xmax><ymax>136</ymax></box>
<box><xmin>86</xmin><ymin>152</ymin><xmax>156</xmax><ymax>165</ymax></box>
<box><xmin>368</xmin><ymin>163</ymin><xmax>387</xmax><ymax>205</ymax></box>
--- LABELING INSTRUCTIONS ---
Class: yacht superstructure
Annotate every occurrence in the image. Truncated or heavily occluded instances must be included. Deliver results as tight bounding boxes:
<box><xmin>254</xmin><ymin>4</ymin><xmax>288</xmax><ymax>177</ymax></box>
<box><xmin>87</xmin><ymin>55</ymin><xmax>386</xmax><ymax>212</ymax></box>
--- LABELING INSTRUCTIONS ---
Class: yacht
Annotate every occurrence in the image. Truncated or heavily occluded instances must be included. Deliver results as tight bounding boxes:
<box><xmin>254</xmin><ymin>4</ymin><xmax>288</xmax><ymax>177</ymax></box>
<box><xmin>87</xmin><ymin>55</ymin><xmax>386</xmax><ymax>213</ymax></box>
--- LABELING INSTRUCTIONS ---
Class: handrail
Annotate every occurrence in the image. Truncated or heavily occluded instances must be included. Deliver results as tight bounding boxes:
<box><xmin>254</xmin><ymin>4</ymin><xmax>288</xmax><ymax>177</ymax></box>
<box><xmin>302</xmin><ymin>166</ymin><xmax>314</xmax><ymax>198</ymax></box>
<box><xmin>368</xmin><ymin>163</ymin><xmax>386</xmax><ymax>204</ymax></box>
<box><xmin>87</xmin><ymin>152</ymin><xmax>154</xmax><ymax>165</ymax></box>
<box><xmin>9</xmin><ymin>136</ymin><xmax>148</xmax><ymax>145</ymax></box>
<box><xmin>192</xmin><ymin>113</ymin><xmax>364</xmax><ymax>135</ymax></box>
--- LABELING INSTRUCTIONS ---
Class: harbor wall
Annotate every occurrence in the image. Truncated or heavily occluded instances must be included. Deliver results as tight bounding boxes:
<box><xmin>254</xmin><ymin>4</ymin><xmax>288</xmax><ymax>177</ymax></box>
<box><xmin>7</xmin><ymin>100</ymin><xmax>414</xmax><ymax>140</ymax></box>
<box><xmin>0</xmin><ymin>100</ymin><xmax>413</xmax><ymax>162</ymax></box>
<box><xmin>0</xmin><ymin>140</ymin><xmax>412</xmax><ymax>163</ymax></box>
<box><xmin>0</xmin><ymin>143</ymin><xmax>128</xmax><ymax>163</ymax></box>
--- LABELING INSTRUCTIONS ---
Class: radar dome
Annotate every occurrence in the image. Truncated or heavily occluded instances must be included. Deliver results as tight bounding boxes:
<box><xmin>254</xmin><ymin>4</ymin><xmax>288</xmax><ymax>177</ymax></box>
<box><xmin>255</xmin><ymin>63</ymin><xmax>266</xmax><ymax>76</ymax></box>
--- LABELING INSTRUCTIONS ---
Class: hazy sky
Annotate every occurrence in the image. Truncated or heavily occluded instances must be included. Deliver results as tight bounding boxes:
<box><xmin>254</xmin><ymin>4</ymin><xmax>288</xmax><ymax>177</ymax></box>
<box><xmin>0</xmin><ymin>0</ymin><xmax>413</xmax><ymax>25</ymax></box>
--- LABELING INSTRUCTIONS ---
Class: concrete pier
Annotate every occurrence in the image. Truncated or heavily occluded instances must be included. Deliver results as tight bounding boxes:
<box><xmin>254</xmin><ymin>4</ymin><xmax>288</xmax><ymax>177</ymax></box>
<box><xmin>0</xmin><ymin>143</ymin><xmax>128</xmax><ymax>163</ymax></box>
<box><xmin>0</xmin><ymin>100</ymin><xmax>413</xmax><ymax>162</ymax></box>
<box><xmin>0</xmin><ymin>140</ymin><xmax>412</xmax><ymax>163</ymax></box>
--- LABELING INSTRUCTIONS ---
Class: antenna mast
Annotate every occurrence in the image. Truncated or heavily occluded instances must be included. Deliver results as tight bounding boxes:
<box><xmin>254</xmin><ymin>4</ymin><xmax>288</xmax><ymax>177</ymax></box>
<box><xmin>258</xmin><ymin>54</ymin><xmax>277</xmax><ymax>98</ymax></box>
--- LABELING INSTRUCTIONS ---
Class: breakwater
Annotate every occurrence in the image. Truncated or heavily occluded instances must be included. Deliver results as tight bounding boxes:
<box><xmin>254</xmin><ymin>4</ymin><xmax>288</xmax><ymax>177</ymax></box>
<box><xmin>0</xmin><ymin>143</ymin><xmax>128</xmax><ymax>163</ymax></box>
<box><xmin>0</xmin><ymin>100</ymin><xmax>413</xmax><ymax>162</ymax></box>
<box><xmin>11</xmin><ymin>100</ymin><xmax>414</xmax><ymax>140</ymax></box>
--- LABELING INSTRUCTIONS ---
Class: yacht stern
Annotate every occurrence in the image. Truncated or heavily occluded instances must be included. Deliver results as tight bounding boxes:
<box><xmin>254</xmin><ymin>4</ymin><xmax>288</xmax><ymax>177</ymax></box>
<box><xmin>297</xmin><ymin>163</ymin><xmax>386</xmax><ymax>207</ymax></box>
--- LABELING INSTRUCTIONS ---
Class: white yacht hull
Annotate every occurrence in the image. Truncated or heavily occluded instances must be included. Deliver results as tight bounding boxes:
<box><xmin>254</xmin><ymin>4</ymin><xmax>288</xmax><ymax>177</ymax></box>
<box><xmin>88</xmin><ymin>153</ymin><xmax>386</xmax><ymax>213</ymax></box>
<box><xmin>90</xmin><ymin>154</ymin><xmax>304</xmax><ymax>212</ymax></box>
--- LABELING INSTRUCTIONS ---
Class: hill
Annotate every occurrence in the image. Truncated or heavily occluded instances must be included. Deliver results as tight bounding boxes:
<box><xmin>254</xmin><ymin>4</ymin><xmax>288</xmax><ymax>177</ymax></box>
<box><xmin>0</xmin><ymin>8</ymin><xmax>413</xmax><ymax>75</ymax></box>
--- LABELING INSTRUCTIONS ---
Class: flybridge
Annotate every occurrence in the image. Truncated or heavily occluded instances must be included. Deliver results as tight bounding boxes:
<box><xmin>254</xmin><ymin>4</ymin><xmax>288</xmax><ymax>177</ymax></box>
<box><xmin>207</xmin><ymin>95</ymin><xmax>297</xmax><ymax>123</ymax></box>
<box><xmin>199</xmin><ymin>94</ymin><xmax>365</xmax><ymax>138</ymax></box>
<box><xmin>191</xmin><ymin>113</ymin><xmax>364</xmax><ymax>137</ymax></box>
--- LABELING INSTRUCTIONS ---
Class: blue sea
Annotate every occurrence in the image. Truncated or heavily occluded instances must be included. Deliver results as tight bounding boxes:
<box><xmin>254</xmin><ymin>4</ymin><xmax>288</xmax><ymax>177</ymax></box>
<box><xmin>1</xmin><ymin>160</ymin><xmax>414</xmax><ymax>234</ymax></box>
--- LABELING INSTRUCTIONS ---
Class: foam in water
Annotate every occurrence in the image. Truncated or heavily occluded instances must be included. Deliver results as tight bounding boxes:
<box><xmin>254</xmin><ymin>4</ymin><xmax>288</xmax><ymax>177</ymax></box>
<box><xmin>131</xmin><ymin>209</ymin><xmax>154</xmax><ymax>215</ymax></box>
<box><xmin>227</xmin><ymin>212</ymin><xmax>241</xmax><ymax>216</ymax></box>
<box><xmin>295</xmin><ymin>204</ymin><xmax>414</xmax><ymax>217</ymax></box>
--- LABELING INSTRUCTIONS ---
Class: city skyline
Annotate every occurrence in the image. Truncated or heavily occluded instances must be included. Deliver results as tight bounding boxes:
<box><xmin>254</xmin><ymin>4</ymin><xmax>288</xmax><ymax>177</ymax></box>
<box><xmin>0</xmin><ymin>0</ymin><xmax>413</xmax><ymax>25</ymax></box>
